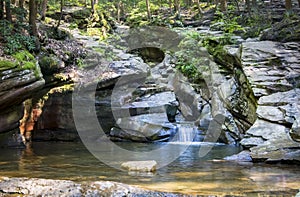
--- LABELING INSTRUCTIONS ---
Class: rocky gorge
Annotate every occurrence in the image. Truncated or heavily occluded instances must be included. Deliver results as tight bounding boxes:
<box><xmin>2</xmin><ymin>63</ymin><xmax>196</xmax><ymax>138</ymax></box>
<box><xmin>5</xmin><ymin>23</ymin><xmax>298</xmax><ymax>163</ymax></box>
<box><xmin>1</xmin><ymin>2</ymin><xmax>300</xmax><ymax>195</ymax></box>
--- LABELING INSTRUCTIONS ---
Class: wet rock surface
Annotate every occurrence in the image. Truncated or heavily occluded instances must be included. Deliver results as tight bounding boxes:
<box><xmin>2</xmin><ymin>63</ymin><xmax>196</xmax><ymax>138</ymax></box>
<box><xmin>0</xmin><ymin>177</ymin><xmax>186</xmax><ymax>197</ymax></box>
<box><xmin>1</xmin><ymin>13</ymin><xmax>299</xmax><ymax>163</ymax></box>
<box><xmin>121</xmin><ymin>160</ymin><xmax>157</xmax><ymax>172</ymax></box>
<box><xmin>0</xmin><ymin>60</ymin><xmax>45</xmax><ymax>146</ymax></box>
<box><xmin>110</xmin><ymin>113</ymin><xmax>178</xmax><ymax>142</ymax></box>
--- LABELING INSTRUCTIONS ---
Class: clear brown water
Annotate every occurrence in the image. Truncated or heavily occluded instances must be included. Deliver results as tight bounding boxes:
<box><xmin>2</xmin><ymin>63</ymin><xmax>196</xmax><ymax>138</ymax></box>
<box><xmin>0</xmin><ymin>141</ymin><xmax>300</xmax><ymax>196</ymax></box>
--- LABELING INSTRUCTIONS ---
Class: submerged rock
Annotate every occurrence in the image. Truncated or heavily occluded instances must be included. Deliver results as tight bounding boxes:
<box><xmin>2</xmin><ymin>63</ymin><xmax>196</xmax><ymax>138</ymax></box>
<box><xmin>0</xmin><ymin>129</ymin><xmax>25</xmax><ymax>148</ymax></box>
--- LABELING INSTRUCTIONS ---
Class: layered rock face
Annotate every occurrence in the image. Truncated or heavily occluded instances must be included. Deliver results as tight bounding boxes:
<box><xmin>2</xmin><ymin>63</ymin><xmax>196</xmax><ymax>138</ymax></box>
<box><xmin>3</xmin><ymin>25</ymin><xmax>298</xmax><ymax>164</ymax></box>
<box><xmin>0</xmin><ymin>62</ymin><xmax>44</xmax><ymax>147</ymax></box>
<box><xmin>239</xmin><ymin>41</ymin><xmax>300</xmax><ymax>162</ymax></box>
<box><xmin>32</xmin><ymin>90</ymin><xmax>78</xmax><ymax>141</ymax></box>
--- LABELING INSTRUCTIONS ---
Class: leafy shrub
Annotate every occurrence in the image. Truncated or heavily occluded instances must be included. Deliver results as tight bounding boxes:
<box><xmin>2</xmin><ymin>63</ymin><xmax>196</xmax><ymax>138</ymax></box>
<box><xmin>0</xmin><ymin>20</ymin><xmax>36</xmax><ymax>54</ymax></box>
<box><xmin>212</xmin><ymin>9</ymin><xmax>244</xmax><ymax>34</ymax></box>
<box><xmin>174</xmin><ymin>31</ymin><xmax>209</xmax><ymax>83</ymax></box>
<box><xmin>13</xmin><ymin>50</ymin><xmax>34</xmax><ymax>62</ymax></box>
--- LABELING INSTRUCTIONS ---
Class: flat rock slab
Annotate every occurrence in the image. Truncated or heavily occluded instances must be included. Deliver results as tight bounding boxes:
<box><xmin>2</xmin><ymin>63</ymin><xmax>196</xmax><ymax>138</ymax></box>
<box><xmin>0</xmin><ymin>177</ymin><xmax>187</xmax><ymax>197</ymax></box>
<box><xmin>224</xmin><ymin>150</ymin><xmax>252</xmax><ymax>162</ymax></box>
<box><xmin>121</xmin><ymin>160</ymin><xmax>157</xmax><ymax>172</ymax></box>
<box><xmin>241</xmin><ymin>41</ymin><xmax>300</xmax><ymax>95</ymax></box>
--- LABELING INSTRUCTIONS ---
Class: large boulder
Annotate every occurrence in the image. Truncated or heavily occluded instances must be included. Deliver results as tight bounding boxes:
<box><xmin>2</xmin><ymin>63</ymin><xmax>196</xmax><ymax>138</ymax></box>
<box><xmin>241</xmin><ymin>41</ymin><xmax>300</xmax><ymax>96</ymax></box>
<box><xmin>32</xmin><ymin>90</ymin><xmax>79</xmax><ymax>141</ymax></box>
<box><xmin>0</xmin><ymin>59</ymin><xmax>44</xmax><ymax>135</ymax></box>
<box><xmin>260</xmin><ymin>19</ymin><xmax>300</xmax><ymax>42</ymax></box>
<box><xmin>110</xmin><ymin>113</ymin><xmax>178</xmax><ymax>142</ymax></box>
<box><xmin>238</xmin><ymin>40</ymin><xmax>300</xmax><ymax>163</ymax></box>
<box><xmin>241</xmin><ymin>90</ymin><xmax>300</xmax><ymax>162</ymax></box>
<box><xmin>0</xmin><ymin>177</ymin><xmax>183</xmax><ymax>196</ymax></box>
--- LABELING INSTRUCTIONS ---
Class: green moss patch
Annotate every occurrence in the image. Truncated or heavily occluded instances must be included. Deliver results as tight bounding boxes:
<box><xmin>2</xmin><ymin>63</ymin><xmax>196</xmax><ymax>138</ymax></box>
<box><xmin>0</xmin><ymin>60</ymin><xmax>17</xmax><ymax>71</ymax></box>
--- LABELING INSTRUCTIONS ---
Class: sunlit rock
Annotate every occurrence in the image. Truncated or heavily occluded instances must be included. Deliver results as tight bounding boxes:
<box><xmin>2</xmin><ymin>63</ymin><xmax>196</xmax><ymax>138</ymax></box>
<box><xmin>240</xmin><ymin>137</ymin><xmax>265</xmax><ymax>148</ymax></box>
<box><xmin>110</xmin><ymin>113</ymin><xmax>177</xmax><ymax>142</ymax></box>
<box><xmin>121</xmin><ymin>160</ymin><xmax>157</xmax><ymax>172</ymax></box>
<box><xmin>0</xmin><ymin>177</ymin><xmax>181</xmax><ymax>196</ymax></box>
<box><xmin>224</xmin><ymin>150</ymin><xmax>252</xmax><ymax>162</ymax></box>
<box><xmin>0</xmin><ymin>59</ymin><xmax>44</xmax><ymax>134</ymax></box>
<box><xmin>290</xmin><ymin>116</ymin><xmax>300</xmax><ymax>143</ymax></box>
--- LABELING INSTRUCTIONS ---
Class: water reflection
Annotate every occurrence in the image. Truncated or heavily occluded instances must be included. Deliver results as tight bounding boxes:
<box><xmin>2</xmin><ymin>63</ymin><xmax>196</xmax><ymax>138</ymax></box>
<box><xmin>0</xmin><ymin>142</ymin><xmax>299</xmax><ymax>196</ymax></box>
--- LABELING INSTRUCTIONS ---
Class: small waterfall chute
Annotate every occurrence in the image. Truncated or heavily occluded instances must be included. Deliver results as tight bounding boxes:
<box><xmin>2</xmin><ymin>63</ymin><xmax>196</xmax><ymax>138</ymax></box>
<box><xmin>170</xmin><ymin>124</ymin><xmax>198</xmax><ymax>144</ymax></box>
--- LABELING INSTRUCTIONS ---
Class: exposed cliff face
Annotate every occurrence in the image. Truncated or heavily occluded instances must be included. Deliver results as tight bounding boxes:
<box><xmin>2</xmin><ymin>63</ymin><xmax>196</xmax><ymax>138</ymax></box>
<box><xmin>239</xmin><ymin>41</ymin><xmax>300</xmax><ymax>163</ymax></box>
<box><xmin>32</xmin><ymin>90</ymin><xmax>79</xmax><ymax>141</ymax></box>
<box><xmin>0</xmin><ymin>58</ymin><xmax>45</xmax><ymax>147</ymax></box>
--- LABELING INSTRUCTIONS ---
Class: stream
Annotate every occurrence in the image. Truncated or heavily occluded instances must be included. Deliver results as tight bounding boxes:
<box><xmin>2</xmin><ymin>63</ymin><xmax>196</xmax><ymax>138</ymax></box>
<box><xmin>0</xmin><ymin>141</ymin><xmax>300</xmax><ymax>196</ymax></box>
<box><xmin>1</xmin><ymin>14</ymin><xmax>300</xmax><ymax>196</ymax></box>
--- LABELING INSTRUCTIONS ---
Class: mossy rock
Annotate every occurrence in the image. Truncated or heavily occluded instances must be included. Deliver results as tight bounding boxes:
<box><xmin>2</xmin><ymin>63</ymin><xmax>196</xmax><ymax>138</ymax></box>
<box><xmin>13</xmin><ymin>50</ymin><xmax>34</xmax><ymax>62</ymax></box>
<box><xmin>0</xmin><ymin>60</ymin><xmax>17</xmax><ymax>71</ymax></box>
<box><xmin>38</xmin><ymin>54</ymin><xmax>65</xmax><ymax>75</ymax></box>
<box><xmin>260</xmin><ymin>19</ymin><xmax>300</xmax><ymax>42</ymax></box>
<box><xmin>72</xmin><ymin>8</ymin><xmax>91</xmax><ymax>19</ymax></box>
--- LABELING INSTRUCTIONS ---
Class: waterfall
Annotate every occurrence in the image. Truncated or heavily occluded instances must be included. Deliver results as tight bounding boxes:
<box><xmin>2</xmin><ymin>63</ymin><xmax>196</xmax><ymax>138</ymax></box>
<box><xmin>171</xmin><ymin>125</ymin><xmax>198</xmax><ymax>143</ymax></box>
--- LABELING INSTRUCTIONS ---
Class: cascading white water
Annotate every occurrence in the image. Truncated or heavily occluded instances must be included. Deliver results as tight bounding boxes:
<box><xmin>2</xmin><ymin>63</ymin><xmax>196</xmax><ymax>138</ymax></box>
<box><xmin>172</xmin><ymin>125</ymin><xmax>198</xmax><ymax>143</ymax></box>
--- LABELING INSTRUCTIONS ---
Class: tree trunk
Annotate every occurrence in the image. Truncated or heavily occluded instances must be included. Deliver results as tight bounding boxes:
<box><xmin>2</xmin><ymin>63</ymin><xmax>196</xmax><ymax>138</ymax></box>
<box><xmin>298</xmin><ymin>0</ymin><xmax>300</xmax><ymax>8</ymax></box>
<box><xmin>285</xmin><ymin>0</ymin><xmax>292</xmax><ymax>10</ymax></box>
<box><xmin>5</xmin><ymin>0</ymin><xmax>12</xmax><ymax>21</ymax></box>
<box><xmin>56</xmin><ymin>0</ymin><xmax>63</xmax><ymax>28</ymax></box>
<box><xmin>174</xmin><ymin>0</ymin><xmax>180</xmax><ymax>18</ymax></box>
<box><xmin>117</xmin><ymin>1</ymin><xmax>121</xmax><ymax>22</ymax></box>
<box><xmin>29</xmin><ymin>0</ymin><xmax>37</xmax><ymax>36</ymax></box>
<box><xmin>145</xmin><ymin>0</ymin><xmax>151</xmax><ymax>20</ymax></box>
<box><xmin>19</xmin><ymin>0</ymin><xmax>24</xmax><ymax>8</ymax></box>
<box><xmin>18</xmin><ymin>0</ymin><xmax>25</xmax><ymax>22</ymax></box>
<box><xmin>169</xmin><ymin>0</ymin><xmax>172</xmax><ymax>14</ymax></box>
<box><xmin>220</xmin><ymin>0</ymin><xmax>227</xmax><ymax>11</ymax></box>
<box><xmin>245</xmin><ymin>0</ymin><xmax>250</xmax><ymax>12</ymax></box>
<box><xmin>0</xmin><ymin>0</ymin><xmax>4</xmax><ymax>20</ymax></box>
<box><xmin>40</xmin><ymin>0</ymin><xmax>47</xmax><ymax>20</ymax></box>
<box><xmin>91</xmin><ymin>0</ymin><xmax>95</xmax><ymax>13</ymax></box>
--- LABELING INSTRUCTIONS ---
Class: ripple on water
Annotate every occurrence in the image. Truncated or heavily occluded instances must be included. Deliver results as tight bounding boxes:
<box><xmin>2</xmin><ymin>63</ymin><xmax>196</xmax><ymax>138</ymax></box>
<box><xmin>0</xmin><ymin>141</ymin><xmax>299</xmax><ymax>196</ymax></box>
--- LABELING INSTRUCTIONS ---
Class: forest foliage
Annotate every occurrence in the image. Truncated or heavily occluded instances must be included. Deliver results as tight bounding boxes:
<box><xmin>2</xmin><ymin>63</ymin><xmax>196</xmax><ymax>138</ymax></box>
<box><xmin>0</xmin><ymin>0</ymin><xmax>299</xmax><ymax>56</ymax></box>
